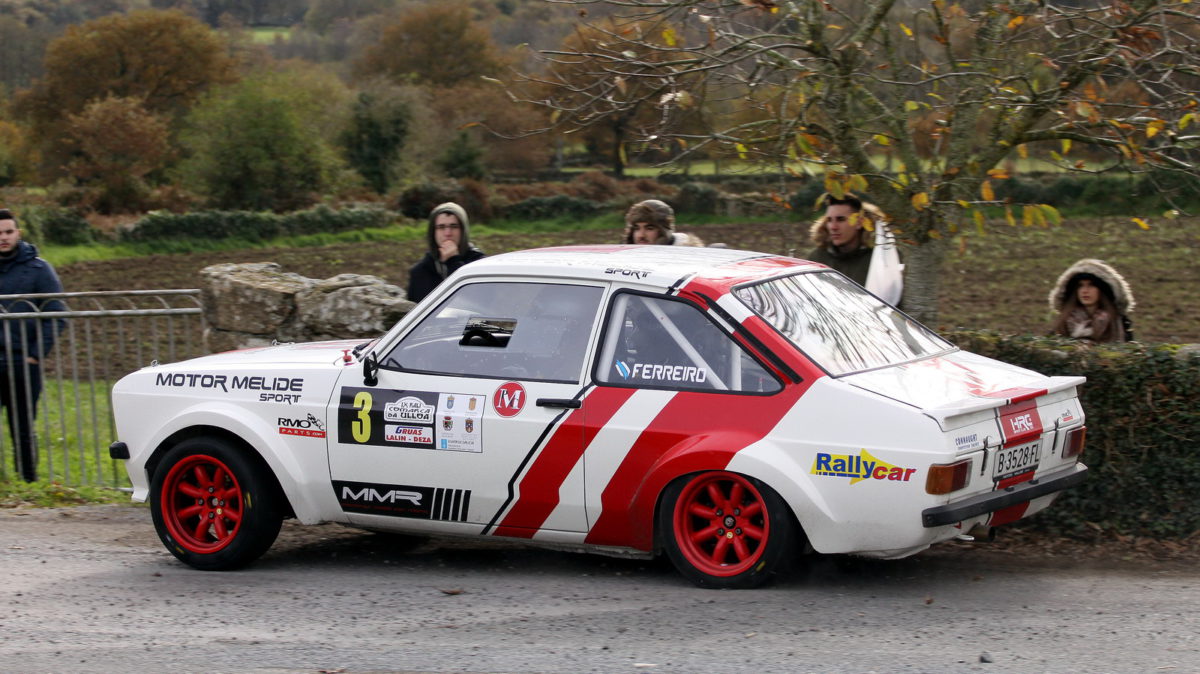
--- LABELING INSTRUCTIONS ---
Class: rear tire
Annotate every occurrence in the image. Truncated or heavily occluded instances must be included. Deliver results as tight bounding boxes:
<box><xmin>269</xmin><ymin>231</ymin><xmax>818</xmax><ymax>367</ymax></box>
<box><xmin>659</xmin><ymin>471</ymin><xmax>797</xmax><ymax>589</ymax></box>
<box><xmin>150</xmin><ymin>437</ymin><xmax>283</xmax><ymax>570</ymax></box>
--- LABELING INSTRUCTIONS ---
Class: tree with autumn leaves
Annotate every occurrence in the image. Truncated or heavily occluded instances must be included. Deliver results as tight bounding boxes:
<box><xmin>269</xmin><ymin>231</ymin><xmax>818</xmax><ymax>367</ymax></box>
<box><xmin>523</xmin><ymin>0</ymin><xmax>1200</xmax><ymax>323</ymax></box>
<box><xmin>519</xmin><ymin>18</ymin><xmax>709</xmax><ymax>176</ymax></box>
<box><xmin>15</xmin><ymin>9</ymin><xmax>237</xmax><ymax>182</ymax></box>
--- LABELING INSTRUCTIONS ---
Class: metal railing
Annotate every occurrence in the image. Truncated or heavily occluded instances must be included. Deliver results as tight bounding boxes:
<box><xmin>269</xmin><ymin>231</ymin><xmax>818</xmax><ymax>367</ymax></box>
<box><xmin>0</xmin><ymin>290</ymin><xmax>204</xmax><ymax>486</ymax></box>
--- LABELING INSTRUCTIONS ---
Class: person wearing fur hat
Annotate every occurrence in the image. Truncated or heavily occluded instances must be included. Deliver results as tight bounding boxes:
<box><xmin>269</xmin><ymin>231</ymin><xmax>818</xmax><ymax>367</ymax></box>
<box><xmin>807</xmin><ymin>193</ymin><xmax>888</xmax><ymax>287</ymax></box>
<box><xmin>407</xmin><ymin>202</ymin><xmax>485</xmax><ymax>303</ymax></box>
<box><xmin>1048</xmin><ymin>258</ymin><xmax>1135</xmax><ymax>343</ymax></box>
<box><xmin>621</xmin><ymin>199</ymin><xmax>705</xmax><ymax>247</ymax></box>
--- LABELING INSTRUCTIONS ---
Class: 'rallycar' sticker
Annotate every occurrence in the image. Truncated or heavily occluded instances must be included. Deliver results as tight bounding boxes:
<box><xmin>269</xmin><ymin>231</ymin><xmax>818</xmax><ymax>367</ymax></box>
<box><xmin>810</xmin><ymin>449</ymin><xmax>916</xmax><ymax>485</ymax></box>
<box><xmin>338</xmin><ymin>387</ymin><xmax>484</xmax><ymax>452</ymax></box>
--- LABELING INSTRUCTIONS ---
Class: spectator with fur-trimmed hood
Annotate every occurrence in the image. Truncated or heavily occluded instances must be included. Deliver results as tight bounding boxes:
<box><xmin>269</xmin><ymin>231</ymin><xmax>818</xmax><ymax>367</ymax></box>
<box><xmin>621</xmin><ymin>199</ymin><xmax>705</xmax><ymax>247</ymax></box>
<box><xmin>407</xmin><ymin>202</ymin><xmax>485</xmax><ymax>303</ymax></box>
<box><xmin>1049</xmin><ymin>258</ymin><xmax>1135</xmax><ymax>343</ymax></box>
<box><xmin>807</xmin><ymin>193</ymin><xmax>888</xmax><ymax>287</ymax></box>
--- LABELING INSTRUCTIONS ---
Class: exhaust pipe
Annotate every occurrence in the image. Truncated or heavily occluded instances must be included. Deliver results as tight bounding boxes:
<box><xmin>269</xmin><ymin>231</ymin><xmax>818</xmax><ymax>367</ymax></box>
<box><xmin>961</xmin><ymin>524</ymin><xmax>996</xmax><ymax>542</ymax></box>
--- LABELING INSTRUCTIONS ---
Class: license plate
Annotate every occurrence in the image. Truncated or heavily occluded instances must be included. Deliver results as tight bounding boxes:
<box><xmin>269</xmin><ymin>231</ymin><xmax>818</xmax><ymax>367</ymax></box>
<box><xmin>993</xmin><ymin>440</ymin><xmax>1041</xmax><ymax>479</ymax></box>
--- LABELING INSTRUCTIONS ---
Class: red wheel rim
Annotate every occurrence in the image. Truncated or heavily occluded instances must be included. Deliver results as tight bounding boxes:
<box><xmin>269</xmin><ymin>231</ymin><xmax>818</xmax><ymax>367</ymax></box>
<box><xmin>673</xmin><ymin>472</ymin><xmax>770</xmax><ymax>578</ymax></box>
<box><xmin>161</xmin><ymin>454</ymin><xmax>244</xmax><ymax>554</ymax></box>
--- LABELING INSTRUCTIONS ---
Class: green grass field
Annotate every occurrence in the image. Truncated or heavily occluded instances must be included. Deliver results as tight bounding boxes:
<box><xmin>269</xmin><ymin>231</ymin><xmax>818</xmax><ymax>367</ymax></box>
<box><xmin>249</xmin><ymin>26</ymin><xmax>289</xmax><ymax>44</ymax></box>
<box><xmin>0</xmin><ymin>378</ymin><xmax>131</xmax><ymax>505</ymax></box>
<box><xmin>0</xmin><ymin>378</ymin><xmax>125</xmax><ymax>480</ymax></box>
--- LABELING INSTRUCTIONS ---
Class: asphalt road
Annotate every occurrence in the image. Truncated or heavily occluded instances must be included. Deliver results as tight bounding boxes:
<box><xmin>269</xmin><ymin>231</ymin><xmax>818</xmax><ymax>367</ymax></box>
<box><xmin>1</xmin><ymin>505</ymin><xmax>1196</xmax><ymax>673</ymax></box>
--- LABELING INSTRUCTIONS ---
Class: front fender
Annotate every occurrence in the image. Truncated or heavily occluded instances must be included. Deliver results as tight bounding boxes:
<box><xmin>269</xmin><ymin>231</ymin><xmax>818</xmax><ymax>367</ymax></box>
<box><xmin>130</xmin><ymin>402</ymin><xmax>339</xmax><ymax>525</ymax></box>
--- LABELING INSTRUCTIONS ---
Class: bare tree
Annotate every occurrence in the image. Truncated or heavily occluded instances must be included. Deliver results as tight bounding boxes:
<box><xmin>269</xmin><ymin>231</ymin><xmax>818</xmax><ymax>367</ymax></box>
<box><xmin>517</xmin><ymin>0</ymin><xmax>1200</xmax><ymax>322</ymax></box>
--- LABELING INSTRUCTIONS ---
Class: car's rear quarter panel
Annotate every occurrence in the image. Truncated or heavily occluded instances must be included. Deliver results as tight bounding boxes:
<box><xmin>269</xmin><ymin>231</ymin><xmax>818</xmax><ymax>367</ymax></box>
<box><xmin>727</xmin><ymin>377</ymin><xmax>954</xmax><ymax>555</ymax></box>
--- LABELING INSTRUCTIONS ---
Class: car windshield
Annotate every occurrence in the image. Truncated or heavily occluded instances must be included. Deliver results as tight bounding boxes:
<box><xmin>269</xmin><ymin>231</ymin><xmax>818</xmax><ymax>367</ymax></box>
<box><xmin>733</xmin><ymin>271</ymin><xmax>952</xmax><ymax>376</ymax></box>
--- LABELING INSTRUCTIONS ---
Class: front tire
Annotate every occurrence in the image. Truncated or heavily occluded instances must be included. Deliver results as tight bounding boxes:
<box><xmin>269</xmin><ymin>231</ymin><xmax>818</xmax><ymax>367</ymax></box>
<box><xmin>659</xmin><ymin>471</ymin><xmax>797</xmax><ymax>589</ymax></box>
<box><xmin>150</xmin><ymin>437</ymin><xmax>283</xmax><ymax>570</ymax></box>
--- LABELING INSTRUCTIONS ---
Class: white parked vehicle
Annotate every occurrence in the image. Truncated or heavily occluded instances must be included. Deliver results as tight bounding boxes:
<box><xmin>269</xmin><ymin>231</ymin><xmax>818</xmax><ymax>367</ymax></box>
<box><xmin>111</xmin><ymin>245</ymin><xmax>1087</xmax><ymax>588</ymax></box>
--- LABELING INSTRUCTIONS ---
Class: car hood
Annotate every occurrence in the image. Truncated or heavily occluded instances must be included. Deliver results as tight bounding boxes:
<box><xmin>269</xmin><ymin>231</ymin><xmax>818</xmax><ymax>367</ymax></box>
<box><xmin>169</xmin><ymin>339</ymin><xmax>374</xmax><ymax>368</ymax></box>
<box><xmin>842</xmin><ymin>350</ymin><xmax>1084</xmax><ymax>424</ymax></box>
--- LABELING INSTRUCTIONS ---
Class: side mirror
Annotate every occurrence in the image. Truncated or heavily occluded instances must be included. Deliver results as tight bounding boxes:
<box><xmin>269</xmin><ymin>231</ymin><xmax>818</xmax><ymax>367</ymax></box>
<box><xmin>362</xmin><ymin>352</ymin><xmax>379</xmax><ymax>386</ymax></box>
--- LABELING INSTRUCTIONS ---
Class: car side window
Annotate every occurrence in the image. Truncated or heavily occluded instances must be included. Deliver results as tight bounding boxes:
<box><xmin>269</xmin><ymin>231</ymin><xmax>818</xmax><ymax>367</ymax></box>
<box><xmin>596</xmin><ymin>293</ymin><xmax>781</xmax><ymax>394</ymax></box>
<box><xmin>382</xmin><ymin>282</ymin><xmax>604</xmax><ymax>382</ymax></box>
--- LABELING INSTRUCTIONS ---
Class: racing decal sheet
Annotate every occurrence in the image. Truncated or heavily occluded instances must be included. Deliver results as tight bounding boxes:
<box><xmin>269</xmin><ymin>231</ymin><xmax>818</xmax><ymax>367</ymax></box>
<box><xmin>337</xmin><ymin>387</ymin><xmax>486</xmax><ymax>453</ymax></box>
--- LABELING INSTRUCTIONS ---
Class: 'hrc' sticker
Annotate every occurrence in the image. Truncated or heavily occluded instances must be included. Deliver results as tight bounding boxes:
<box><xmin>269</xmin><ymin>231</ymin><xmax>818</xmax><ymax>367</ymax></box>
<box><xmin>811</xmin><ymin>449</ymin><xmax>916</xmax><ymax>485</ymax></box>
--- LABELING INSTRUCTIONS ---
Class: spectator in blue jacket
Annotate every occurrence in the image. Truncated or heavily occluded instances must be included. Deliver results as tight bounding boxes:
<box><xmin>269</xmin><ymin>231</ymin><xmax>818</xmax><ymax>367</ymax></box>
<box><xmin>0</xmin><ymin>208</ymin><xmax>66</xmax><ymax>482</ymax></box>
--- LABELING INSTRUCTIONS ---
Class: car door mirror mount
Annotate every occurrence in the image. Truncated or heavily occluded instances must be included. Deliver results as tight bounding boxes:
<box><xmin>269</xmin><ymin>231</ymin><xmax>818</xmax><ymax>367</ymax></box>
<box><xmin>363</xmin><ymin>351</ymin><xmax>379</xmax><ymax>386</ymax></box>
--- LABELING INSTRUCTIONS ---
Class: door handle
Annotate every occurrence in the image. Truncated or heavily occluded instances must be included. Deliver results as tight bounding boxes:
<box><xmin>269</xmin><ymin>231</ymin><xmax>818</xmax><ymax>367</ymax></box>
<box><xmin>536</xmin><ymin>398</ymin><xmax>582</xmax><ymax>409</ymax></box>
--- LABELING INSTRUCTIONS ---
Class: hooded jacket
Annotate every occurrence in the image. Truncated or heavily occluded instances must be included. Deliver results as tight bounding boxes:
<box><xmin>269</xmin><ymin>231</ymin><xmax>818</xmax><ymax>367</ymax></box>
<box><xmin>806</xmin><ymin>203</ymin><xmax>886</xmax><ymax>286</ymax></box>
<box><xmin>407</xmin><ymin>202</ymin><xmax>485</xmax><ymax>303</ymax></box>
<box><xmin>1048</xmin><ymin>258</ymin><xmax>1135</xmax><ymax>342</ymax></box>
<box><xmin>0</xmin><ymin>240</ymin><xmax>66</xmax><ymax>362</ymax></box>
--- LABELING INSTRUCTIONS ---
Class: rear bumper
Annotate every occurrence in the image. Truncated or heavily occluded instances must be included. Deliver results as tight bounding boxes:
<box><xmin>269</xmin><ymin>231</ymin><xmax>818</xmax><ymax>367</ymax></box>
<box><xmin>921</xmin><ymin>463</ymin><xmax>1088</xmax><ymax>528</ymax></box>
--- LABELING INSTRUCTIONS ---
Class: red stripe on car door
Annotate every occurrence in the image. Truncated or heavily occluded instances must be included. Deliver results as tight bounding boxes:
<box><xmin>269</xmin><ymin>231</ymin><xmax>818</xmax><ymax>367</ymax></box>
<box><xmin>491</xmin><ymin>387</ymin><xmax>637</xmax><ymax>538</ymax></box>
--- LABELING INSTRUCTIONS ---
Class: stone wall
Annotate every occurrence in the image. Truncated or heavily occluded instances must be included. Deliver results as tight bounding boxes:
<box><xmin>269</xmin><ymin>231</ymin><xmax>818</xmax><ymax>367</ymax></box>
<box><xmin>200</xmin><ymin>262</ymin><xmax>415</xmax><ymax>352</ymax></box>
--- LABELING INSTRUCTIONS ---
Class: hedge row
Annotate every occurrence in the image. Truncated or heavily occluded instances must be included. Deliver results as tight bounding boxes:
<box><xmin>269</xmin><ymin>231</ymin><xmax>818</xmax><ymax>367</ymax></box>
<box><xmin>120</xmin><ymin>204</ymin><xmax>396</xmax><ymax>243</ymax></box>
<box><xmin>496</xmin><ymin>171</ymin><xmax>1200</xmax><ymax>219</ymax></box>
<box><xmin>944</xmin><ymin>330</ymin><xmax>1200</xmax><ymax>539</ymax></box>
<box><xmin>395</xmin><ymin>173</ymin><xmax>674</xmax><ymax>223</ymax></box>
<box><xmin>17</xmin><ymin>205</ymin><xmax>96</xmax><ymax>245</ymax></box>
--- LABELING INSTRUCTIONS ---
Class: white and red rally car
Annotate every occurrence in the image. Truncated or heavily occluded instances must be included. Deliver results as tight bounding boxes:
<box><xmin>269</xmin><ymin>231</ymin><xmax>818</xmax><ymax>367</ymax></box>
<box><xmin>110</xmin><ymin>245</ymin><xmax>1087</xmax><ymax>588</ymax></box>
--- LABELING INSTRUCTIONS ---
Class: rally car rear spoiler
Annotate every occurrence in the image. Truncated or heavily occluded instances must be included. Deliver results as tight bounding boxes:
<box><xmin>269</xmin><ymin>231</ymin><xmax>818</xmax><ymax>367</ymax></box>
<box><xmin>920</xmin><ymin>376</ymin><xmax>1087</xmax><ymax>430</ymax></box>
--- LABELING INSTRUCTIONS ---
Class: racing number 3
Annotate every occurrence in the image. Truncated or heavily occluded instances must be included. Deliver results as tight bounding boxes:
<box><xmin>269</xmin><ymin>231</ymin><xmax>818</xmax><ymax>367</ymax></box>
<box><xmin>351</xmin><ymin>391</ymin><xmax>373</xmax><ymax>443</ymax></box>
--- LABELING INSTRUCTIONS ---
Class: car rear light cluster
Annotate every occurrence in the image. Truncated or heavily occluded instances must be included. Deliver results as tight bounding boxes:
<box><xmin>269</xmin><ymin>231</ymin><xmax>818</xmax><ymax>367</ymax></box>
<box><xmin>1062</xmin><ymin>426</ymin><xmax>1086</xmax><ymax>459</ymax></box>
<box><xmin>926</xmin><ymin>459</ymin><xmax>972</xmax><ymax>495</ymax></box>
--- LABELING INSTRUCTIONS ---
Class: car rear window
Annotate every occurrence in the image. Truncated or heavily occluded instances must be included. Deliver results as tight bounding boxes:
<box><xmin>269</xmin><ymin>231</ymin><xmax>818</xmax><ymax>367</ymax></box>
<box><xmin>733</xmin><ymin>271</ymin><xmax>952</xmax><ymax>376</ymax></box>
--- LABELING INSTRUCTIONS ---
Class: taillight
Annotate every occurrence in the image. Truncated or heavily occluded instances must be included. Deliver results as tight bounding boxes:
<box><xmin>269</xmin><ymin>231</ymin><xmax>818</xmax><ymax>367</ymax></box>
<box><xmin>1062</xmin><ymin>426</ymin><xmax>1086</xmax><ymax>459</ymax></box>
<box><xmin>926</xmin><ymin>459</ymin><xmax>972</xmax><ymax>495</ymax></box>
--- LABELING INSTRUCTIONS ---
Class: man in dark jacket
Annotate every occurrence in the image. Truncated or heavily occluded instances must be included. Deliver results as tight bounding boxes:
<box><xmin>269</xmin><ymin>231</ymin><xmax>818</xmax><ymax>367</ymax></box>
<box><xmin>806</xmin><ymin>193</ymin><xmax>883</xmax><ymax>286</ymax></box>
<box><xmin>406</xmin><ymin>202</ymin><xmax>485</xmax><ymax>303</ymax></box>
<box><xmin>0</xmin><ymin>208</ymin><xmax>65</xmax><ymax>482</ymax></box>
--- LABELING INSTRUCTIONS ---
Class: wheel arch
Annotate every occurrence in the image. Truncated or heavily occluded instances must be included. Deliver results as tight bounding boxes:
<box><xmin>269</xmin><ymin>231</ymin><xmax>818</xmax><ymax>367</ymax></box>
<box><xmin>649</xmin><ymin>466</ymin><xmax>811</xmax><ymax>557</ymax></box>
<box><xmin>146</xmin><ymin>425</ymin><xmax>295</xmax><ymax>520</ymax></box>
<box><xmin>620</xmin><ymin>434</ymin><xmax>816</xmax><ymax>554</ymax></box>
